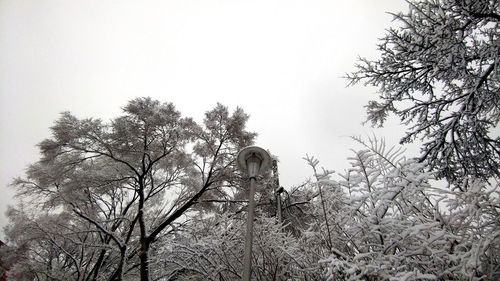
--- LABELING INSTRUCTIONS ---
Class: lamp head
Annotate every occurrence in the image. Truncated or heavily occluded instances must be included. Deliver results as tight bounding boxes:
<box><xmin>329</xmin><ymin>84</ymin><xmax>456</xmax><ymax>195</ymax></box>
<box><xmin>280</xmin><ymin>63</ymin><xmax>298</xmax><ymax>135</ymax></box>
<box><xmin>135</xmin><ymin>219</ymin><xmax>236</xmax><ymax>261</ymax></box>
<box><xmin>237</xmin><ymin>146</ymin><xmax>272</xmax><ymax>179</ymax></box>
<box><xmin>245</xmin><ymin>152</ymin><xmax>263</xmax><ymax>178</ymax></box>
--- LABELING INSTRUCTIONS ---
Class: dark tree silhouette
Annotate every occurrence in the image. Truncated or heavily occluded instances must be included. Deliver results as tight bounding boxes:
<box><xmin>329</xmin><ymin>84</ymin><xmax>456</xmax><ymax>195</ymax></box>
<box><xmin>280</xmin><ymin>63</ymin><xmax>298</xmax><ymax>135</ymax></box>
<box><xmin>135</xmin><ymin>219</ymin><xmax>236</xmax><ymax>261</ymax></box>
<box><xmin>347</xmin><ymin>0</ymin><xmax>499</xmax><ymax>184</ymax></box>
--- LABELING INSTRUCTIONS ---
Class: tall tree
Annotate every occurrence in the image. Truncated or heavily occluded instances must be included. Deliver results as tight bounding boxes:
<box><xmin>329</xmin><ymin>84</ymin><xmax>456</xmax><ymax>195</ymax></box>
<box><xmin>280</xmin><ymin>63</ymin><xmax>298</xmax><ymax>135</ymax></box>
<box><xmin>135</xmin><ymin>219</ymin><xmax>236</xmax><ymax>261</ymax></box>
<box><xmin>6</xmin><ymin>98</ymin><xmax>255</xmax><ymax>281</ymax></box>
<box><xmin>346</xmin><ymin>0</ymin><xmax>499</xmax><ymax>184</ymax></box>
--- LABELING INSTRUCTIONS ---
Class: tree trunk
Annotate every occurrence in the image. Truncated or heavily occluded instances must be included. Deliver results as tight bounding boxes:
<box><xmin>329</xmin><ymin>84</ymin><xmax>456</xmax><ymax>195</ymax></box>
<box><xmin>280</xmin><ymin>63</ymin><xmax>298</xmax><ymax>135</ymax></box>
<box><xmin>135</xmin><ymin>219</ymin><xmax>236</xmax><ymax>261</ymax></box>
<box><xmin>139</xmin><ymin>241</ymin><xmax>150</xmax><ymax>281</ymax></box>
<box><xmin>89</xmin><ymin>249</ymin><xmax>107</xmax><ymax>281</ymax></box>
<box><xmin>109</xmin><ymin>246</ymin><xmax>126</xmax><ymax>281</ymax></box>
<box><xmin>138</xmin><ymin>175</ymin><xmax>150</xmax><ymax>281</ymax></box>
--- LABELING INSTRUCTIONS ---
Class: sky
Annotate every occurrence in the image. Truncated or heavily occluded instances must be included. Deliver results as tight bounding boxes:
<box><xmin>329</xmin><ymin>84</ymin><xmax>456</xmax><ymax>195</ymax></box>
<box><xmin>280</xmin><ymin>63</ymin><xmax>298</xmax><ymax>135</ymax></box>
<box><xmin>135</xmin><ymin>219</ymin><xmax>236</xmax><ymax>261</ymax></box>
<box><xmin>0</xmin><ymin>0</ymin><xmax>415</xmax><ymax>239</ymax></box>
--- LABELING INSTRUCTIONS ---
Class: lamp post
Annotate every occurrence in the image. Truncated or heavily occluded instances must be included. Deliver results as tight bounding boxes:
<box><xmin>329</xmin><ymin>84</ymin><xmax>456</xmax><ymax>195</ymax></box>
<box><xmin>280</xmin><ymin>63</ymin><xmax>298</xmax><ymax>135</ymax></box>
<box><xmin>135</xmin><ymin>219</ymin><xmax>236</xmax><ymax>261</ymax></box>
<box><xmin>237</xmin><ymin>146</ymin><xmax>271</xmax><ymax>281</ymax></box>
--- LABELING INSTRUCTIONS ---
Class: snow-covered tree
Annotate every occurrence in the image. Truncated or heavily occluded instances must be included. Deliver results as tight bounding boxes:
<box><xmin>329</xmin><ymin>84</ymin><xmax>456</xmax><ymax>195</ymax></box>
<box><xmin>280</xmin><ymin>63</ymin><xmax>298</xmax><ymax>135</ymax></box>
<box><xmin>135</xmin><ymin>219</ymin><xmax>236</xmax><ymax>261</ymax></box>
<box><xmin>5</xmin><ymin>98</ymin><xmax>255</xmax><ymax>281</ymax></box>
<box><xmin>346</xmin><ymin>0</ymin><xmax>500</xmax><ymax>183</ymax></box>
<box><xmin>318</xmin><ymin>137</ymin><xmax>500</xmax><ymax>280</ymax></box>
<box><xmin>152</xmin><ymin>214</ymin><xmax>320</xmax><ymax>280</ymax></box>
<box><xmin>6</xmin><ymin>97</ymin><xmax>498</xmax><ymax>280</ymax></box>
<box><xmin>4</xmin><ymin>207</ymin><xmax>116</xmax><ymax>281</ymax></box>
<box><xmin>150</xmin><ymin>136</ymin><xmax>500</xmax><ymax>280</ymax></box>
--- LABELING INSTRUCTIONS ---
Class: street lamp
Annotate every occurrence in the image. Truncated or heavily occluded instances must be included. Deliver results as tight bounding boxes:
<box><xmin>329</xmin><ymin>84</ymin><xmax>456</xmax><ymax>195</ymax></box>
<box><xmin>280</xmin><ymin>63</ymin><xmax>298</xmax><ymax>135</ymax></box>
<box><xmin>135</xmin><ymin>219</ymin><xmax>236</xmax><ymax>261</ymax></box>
<box><xmin>237</xmin><ymin>146</ymin><xmax>271</xmax><ymax>281</ymax></box>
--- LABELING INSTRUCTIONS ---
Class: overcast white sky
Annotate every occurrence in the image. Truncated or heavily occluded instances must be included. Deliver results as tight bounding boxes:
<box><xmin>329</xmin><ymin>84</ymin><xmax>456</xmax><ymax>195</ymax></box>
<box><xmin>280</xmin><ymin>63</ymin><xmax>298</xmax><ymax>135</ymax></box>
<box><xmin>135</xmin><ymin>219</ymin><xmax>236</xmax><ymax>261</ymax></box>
<box><xmin>0</xmin><ymin>0</ymin><xmax>416</xmax><ymax>239</ymax></box>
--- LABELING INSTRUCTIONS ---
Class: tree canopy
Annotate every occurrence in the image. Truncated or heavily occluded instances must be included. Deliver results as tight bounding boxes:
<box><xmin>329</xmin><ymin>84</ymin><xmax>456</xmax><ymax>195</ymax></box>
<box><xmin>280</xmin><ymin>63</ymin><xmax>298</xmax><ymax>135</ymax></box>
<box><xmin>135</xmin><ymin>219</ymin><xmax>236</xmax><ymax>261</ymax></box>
<box><xmin>3</xmin><ymin>1</ymin><xmax>500</xmax><ymax>280</ymax></box>
<box><xmin>347</xmin><ymin>0</ymin><xmax>500</xmax><ymax>184</ymax></box>
<box><xmin>4</xmin><ymin>100</ymin><xmax>499</xmax><ymax>280</ymax></box>
<box><xmin>6</xmin><ymin>98</ymin><xmax>255</xmax><ymax>281</ymax></box>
